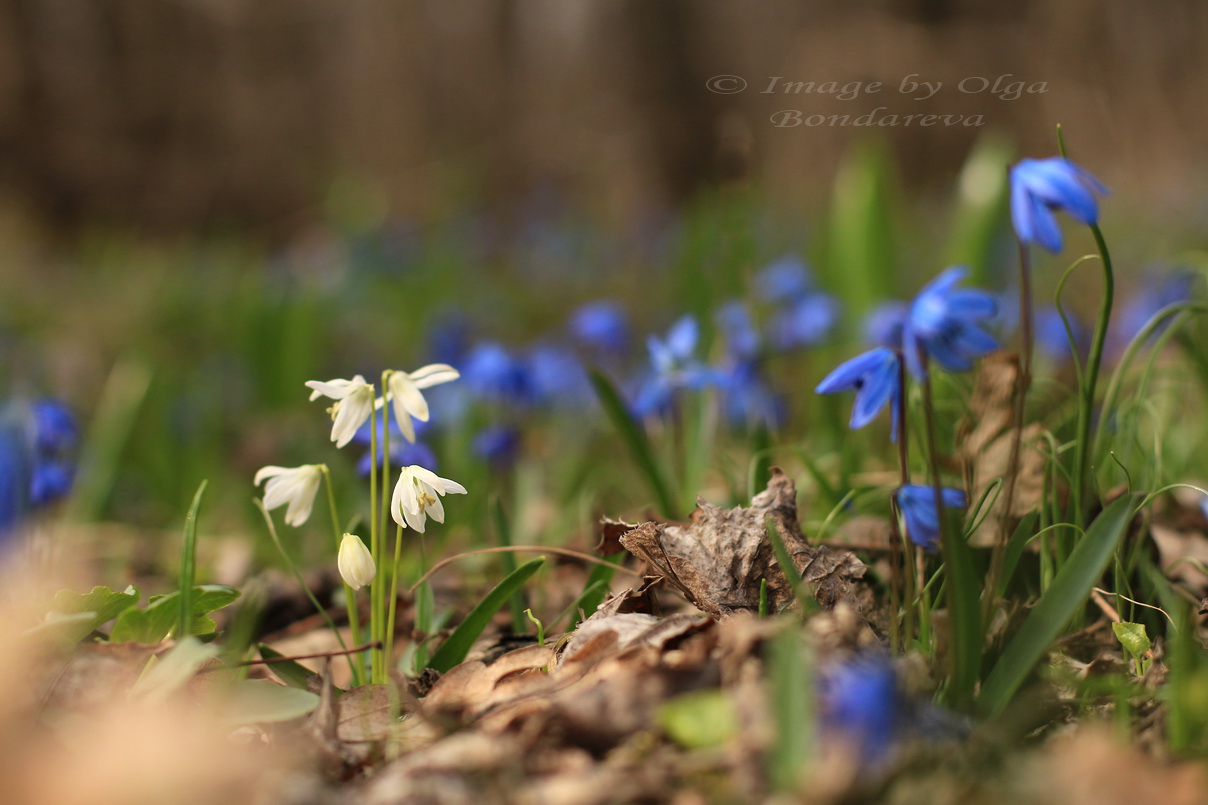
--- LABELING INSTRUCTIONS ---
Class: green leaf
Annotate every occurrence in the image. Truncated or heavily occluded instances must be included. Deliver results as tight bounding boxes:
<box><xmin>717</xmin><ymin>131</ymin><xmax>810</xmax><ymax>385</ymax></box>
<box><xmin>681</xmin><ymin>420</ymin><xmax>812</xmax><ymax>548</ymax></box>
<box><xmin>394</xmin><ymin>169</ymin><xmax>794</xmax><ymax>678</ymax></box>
<box><xmin>215</xmin><ymin>679</ymin><xmax>320</xmax><ymax>725</ymax></box>
<box><xmin>491</xmin><ymin>497</ymin><xmax>527</xmax><ymax>634</ymax></box>
<box><xmin>768</xmin><ymin>625</ymin><xmax>813</xmax><ymax>792</ymax></box>
<box><xmin>574</xmin><ymin>550</ymin><xmax>626</xmax><ymax>624</ymax></box>
<box><xmin>658</xmin><ymin>690</ymin><xmax>737</xmax><ymax>749</ymax></box>
<box><xmin>427</xmin><ymin>558</ymin><xmax>546</xmax><ymax>674</ymax></box>
<box><xmin>257</xmin><ymin>643</ymin><xmax>320</xmax><ymax>690</ymax></box>
<box><xmin>49</xmin><ymin>585</ymin><xmax>141</xmax><ymax>642</ymax></box>
<box><xmin>1113</xmin><ymin>622</ymin><xmax>1151</xmax><ymax>660</ymax></box>
<box><xmin>130</xmin><ymin>636</ymin><xmax>220</xmax><ymax>702</ymax></box>
<box><xmin>587</xmin><ymin>368</ymin><xmax>678</xmax><ymax>518</ymax></box>
<box><xmin>111</xmin><ymin>585</ymin><xmax>240</xmax><ymax>644</ymax></box>
<box><xmin>178</xmin><ymin>480</ymin><xmax>208</xmax><ymax>638</ymax></box>
<box><xmin>942</xmin><ymin>504</ymin><xmax>983</xmax><ymax>710</ymax></box>
<box><xmin>979</xmin><ymin>493</ymin><xmax>1140</xmax><ymax>716</ymax></box>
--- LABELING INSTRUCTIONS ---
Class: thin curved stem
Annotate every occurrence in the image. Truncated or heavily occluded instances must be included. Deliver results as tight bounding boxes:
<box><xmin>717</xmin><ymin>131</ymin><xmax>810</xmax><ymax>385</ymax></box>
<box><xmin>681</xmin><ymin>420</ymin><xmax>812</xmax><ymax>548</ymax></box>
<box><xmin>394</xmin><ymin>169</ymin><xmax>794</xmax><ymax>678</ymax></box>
<box><xmin>322</xmin><ymin>466</ymin><xmax>364</xmax><ymax>685</ymax></box>
<box><xmin>1071</xmin><ymin>224</ymin><xmax>1114</xmax><ymax>526</ymax></box>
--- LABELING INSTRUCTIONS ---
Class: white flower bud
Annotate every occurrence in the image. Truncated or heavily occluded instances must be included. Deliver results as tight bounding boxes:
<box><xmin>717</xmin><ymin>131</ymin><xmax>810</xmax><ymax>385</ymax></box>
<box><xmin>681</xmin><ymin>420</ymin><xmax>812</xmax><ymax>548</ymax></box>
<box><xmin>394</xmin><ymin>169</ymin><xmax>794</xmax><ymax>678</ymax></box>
<box><xmin>337</xmin><ymin>533</ymin><xmax>376</xmax><ymax>590</ymax></box>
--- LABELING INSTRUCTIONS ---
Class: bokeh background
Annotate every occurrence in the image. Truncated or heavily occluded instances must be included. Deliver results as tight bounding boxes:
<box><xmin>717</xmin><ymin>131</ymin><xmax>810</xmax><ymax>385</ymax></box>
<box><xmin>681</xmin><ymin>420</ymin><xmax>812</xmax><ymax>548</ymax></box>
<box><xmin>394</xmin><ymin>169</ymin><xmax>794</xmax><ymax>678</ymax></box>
<box><xmin>1</xmin><ymin>0</ymin><xmax>1206</xmax><ymax>554</ymax></box>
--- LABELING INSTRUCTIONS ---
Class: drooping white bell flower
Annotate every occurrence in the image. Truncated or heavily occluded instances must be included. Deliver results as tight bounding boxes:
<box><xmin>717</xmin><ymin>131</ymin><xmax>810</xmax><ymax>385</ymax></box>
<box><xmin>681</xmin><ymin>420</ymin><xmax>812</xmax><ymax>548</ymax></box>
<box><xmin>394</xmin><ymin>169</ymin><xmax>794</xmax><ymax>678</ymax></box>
<box><xmin>337</xmin><ymin>532</ymin><xmax>376</xmax><ymax>590</ymax></box>
<box><xmin>305</xmin><ymin>375</ymin><xmax>376</xmax><ymax>448</ymax></box>
<box><xmin>390</xmin><ymin>465</ymin><xmax>467</xmax><ymax>533</ymax></box>
<box><xmin>383</xmin><ymin>364</ymin><xmax>460</xmax><ymax>442</ymax></box>
<box><xmin>254</xmin><ymin>464</ymin><xmax>324</xmax><ymax>527</ymax></box>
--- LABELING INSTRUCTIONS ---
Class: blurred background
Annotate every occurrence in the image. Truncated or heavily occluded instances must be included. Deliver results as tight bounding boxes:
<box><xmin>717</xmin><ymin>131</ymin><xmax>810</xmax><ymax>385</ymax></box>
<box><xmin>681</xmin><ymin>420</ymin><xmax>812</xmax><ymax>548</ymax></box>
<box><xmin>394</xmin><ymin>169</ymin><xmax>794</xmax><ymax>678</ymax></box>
<box><xmin>1</xmin><ymin>0</ymin><xmax>1206</xmax><ymax>567</ymax></box>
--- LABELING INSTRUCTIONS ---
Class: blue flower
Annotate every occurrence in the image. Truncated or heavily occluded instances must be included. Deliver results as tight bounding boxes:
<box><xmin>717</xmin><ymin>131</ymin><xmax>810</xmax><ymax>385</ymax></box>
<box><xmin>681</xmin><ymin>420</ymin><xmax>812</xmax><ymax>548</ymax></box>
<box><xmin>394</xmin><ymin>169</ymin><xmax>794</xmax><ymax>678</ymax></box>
<box><xmin>473</xmin><ymin>425</ymin><xmax>522</xmax><ymax>468</ymax></box>
<box><xmin>863</xmin><ymin>301</ymin><xmax>908</xmax><ymax>350</ymax></box>
<box><xmin>903</xmin><ymin>266</ymin><xmax>998</xmax><ymax>378</ymax></box>
<box><xmin>31</xmin><ymin>399</ymin><xmax>78</xmax><ymax>454</ymax></box>
<box><xmin>755</xmin><ymin>255</ymin><xmax>813</xmax><ymax>304</ymax></box>
<box><xmin>1035</xmin><ymin>305</ymin><xmax>1089</xmax><ymax>364</ymax></box>
<box><xmin>1111</xmin><ymin>270</ymin><xmax>1198</xmax><ymax>354</ymax></box>
<box><xmin>461</xmin><ymin>342</ymin><xmax>533</xmax><ymax>406</ymax></box>
<box><xmin>819</xmin><ymin>654</ymin><xmax>901</xmax><ymax>766</ymax></box>
<box><xmin>815</xmin><ymin>347</ymin><xmax>901</xmax><ymax>434</ymax></box>
<box><xmin>631</xmin><ymin>316</ymin><xmax>722</xmax><ymax>418</ymax></box>
<box><xmin>768</xmin><ymin>293</ymin><xmax>841</xmax><ymax>351</ymax></box>
<box><xmin>715</xmin><ymin>301</ymin><xmax>761</xmax><ymax>362</ymax></box>
<box><xmin>720</xmin><ymin>360</ymin><xmax>786</xmax><ymax>430</ymax></box>
<box><xmin>1010</xmin><ymin>157</ymin><xmax>1108</xmax><ymax>253</ymax></box>
<box><xmin>526</xmin><ymin>344</ymin><xmax>591</xmax><ymax>408</ymax></box>
<box><xmin>569</xmin><ymin>301</ymin><xmax>629</xmax><ymax>356</ymax></box>
<box><xmin>896</xmin><ymin>484</ymin><xmax>967</xmax><ymax>552</ymax></box>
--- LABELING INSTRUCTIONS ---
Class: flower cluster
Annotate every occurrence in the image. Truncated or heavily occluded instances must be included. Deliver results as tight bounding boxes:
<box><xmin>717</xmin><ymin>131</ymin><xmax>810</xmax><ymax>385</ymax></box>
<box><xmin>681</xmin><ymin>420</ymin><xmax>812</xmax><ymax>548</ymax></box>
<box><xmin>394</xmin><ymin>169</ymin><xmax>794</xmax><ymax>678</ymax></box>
<box><xmin>0</xmin><ymin>397</ymin><xmax>79</xmax><ymax>538</ymax></box>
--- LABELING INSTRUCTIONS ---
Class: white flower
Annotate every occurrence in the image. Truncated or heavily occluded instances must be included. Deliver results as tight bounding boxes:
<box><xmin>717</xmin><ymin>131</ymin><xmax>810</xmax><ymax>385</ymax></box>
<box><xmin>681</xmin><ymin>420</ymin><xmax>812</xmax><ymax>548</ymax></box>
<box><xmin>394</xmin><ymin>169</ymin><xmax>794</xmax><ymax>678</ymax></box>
<box><xmin>390</xmin><ymin>465</ymin><xmax>467</xmax><ymax>533</ymax></box>
<box><xmin>305</xmin><ymin>375</ymin><xmax>376</xmax><ymax>448</ymax></box>
<box><xmin>254</xmin><ymin>464</ymin><xmax>323</xmax><ymax>527</ymax></box>
<box><xmin>384</xmin><ymin>364</ymin><xmax>460</xmax><ymax>442</ymax></box>
<box><xmin>337</xmin><ymin>533</ymin><xmax>376</xmax><ymax>590</ymax></box>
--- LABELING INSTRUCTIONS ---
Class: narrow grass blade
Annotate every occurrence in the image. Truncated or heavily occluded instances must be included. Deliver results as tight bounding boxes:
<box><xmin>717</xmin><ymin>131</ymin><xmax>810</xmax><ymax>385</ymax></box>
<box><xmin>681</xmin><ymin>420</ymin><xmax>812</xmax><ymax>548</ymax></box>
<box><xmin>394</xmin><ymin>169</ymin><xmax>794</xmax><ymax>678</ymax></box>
<box><xmin>573</xmin><ymin>550</ymin><xmax>626</xmax><ymax>623</ymax></box>
<box><xmin>765</xmin><ymin>518</ymin><xmax>818</xmax><ymax>615</ymax></box>
<box><xmin>995</xmin><ymin>512</ymin><xmax>1040</xmax><ymax>599</ymax></box>
<box><xmin>587</xmin><ymin>368</ymin><xmax>677</xmax><ymax>518</ymax></box>
<box><xmin>178</xmin><ymin>480</ymin><xmax>208</xmax><ymax>639</ymax></box>
<box><xmin>427</xmin><ymin>557</ymin><xmax>546</xmax><ymax>674</ymax></box>
<box><xmin>258</xmin><ymin>643</ymin><xmax>321</xmax><ymax>690</ymax></box>
<box><xmin>491</xmin><ymin>498</ymin><xmax>527</xmax><ymax>633</ymax></box>
<box><xmin>979</xmin><ymin>493</ymin><xmax>1140</xmax><ymax>716</ymax></box>
<box><xmin>768</xmin><ymin>625</ymin><xmax>813</xmax><ymax>792</ymax></box>
<box><xmin>943</xmin><ymin>506</ymin><xmax>984</xmax><ymax>710</ymax></box>
<box><xmin>944</xmin><ymin>134</ymin><xmax>1012</xmax><ymax>282</ymax></box>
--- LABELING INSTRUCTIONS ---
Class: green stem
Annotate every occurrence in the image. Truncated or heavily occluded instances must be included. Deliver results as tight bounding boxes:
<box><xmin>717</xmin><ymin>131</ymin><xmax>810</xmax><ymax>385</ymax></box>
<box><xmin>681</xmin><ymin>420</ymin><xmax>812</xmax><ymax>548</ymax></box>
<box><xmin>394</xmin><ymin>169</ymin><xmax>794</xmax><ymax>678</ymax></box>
<box><xmin>1071</xmin><ymin>224</ymin><xmax>1114</xmax><ymax>526</ymax></box>
<box><xmin>384</xmin><ymin>523</ymin><xmax>405</xmax><ymax>677</ymax></box>
<box><xmin>322</xmin><ymin>466</ymin><xmax>364</xmax><ymax>685</ymax></box>
<box><xmin>369</xmin><ymin>403</ymin><xmax>383</xmax><ymax>683</ymax></box>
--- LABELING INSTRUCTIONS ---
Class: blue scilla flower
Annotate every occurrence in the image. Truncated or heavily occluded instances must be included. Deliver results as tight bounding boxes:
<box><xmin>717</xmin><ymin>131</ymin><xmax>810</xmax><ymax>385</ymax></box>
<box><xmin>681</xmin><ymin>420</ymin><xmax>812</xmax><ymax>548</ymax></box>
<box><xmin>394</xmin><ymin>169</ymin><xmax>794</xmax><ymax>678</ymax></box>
<box><xmin>352</xmin><ymin>410</ymin><xmax>436</xmax><ymax>476</ymax></box>
<box><xmin>715</xmin><ymin>301</ymin><xmax>761</xmax><ymax>362</ymax></box>
<box><xmin>1035</xmin><ymin>305</ymin><xmax>1089</xmax><ymax>364</ymax></box>
<box><xmin>1010</xmin><ymin>157</ymin><xmax>1108</xmax><ymax>253</ymax></box>
<box><xmin>527</xmin><ymin>344</ymin><xmax>592</xmax><ymax>408</ymax></box>
<box><xmin>815</xmin><ymin>347</ymin><xmax>901</xmax><ymax>435</ymax></box>
<box><xmin>903</xmin><ymin>266</ymin><xmax>998</xmax><ymax>379</ymax></box>
<box><xmin>569</xmin><ymin>300</ymin><xmax>629</xmax><ymax>356</ymax></box>
<box><xmin>631</xmin><ymin>316</ymin><xmax>722</xmax><ymax>418</ymax></box>
<box><xmin>720</xmin><ymin>360</ymin><xmax>786</xmax><ymax>430</ymax></box>
<box><xmin>768</xmin><ymin>293</ymin><xmax>841</xmax><ymax>351</ymax></box>
<box><xmin>473</xmin><ymin>424</ymin><xmax>522</xmax><ymax>469</ymax></box>
<box><xmin>32</xmin><ymin>399</ymin><xmax>79</xmax><ymax>454</ymax></box>
<box><xmin>461</xmin><ymin>341</ymin><xmax>533</xmax><ymax>406</ymax></box>
<box><xmin>896</xmin><ymin>484</ymin><xmax>967</xmax><ymax>552</ymax></box>
<box><xmin>1111</xmin><ymin>270</ymin><xmax>1198</xmax><ymax>354</ymax></box>
<box><xmin>0</xmin><ymin>397</ymin><xmax>79</xmax><ymax>538</ymax></box>
<box><xmin>755</xmin><ymin>255</ymin><xmax>813</xmax><ymax>304</ymax></box>
<box><xmin>819</xmin><ymin>653</ymin><xmax>901</xmax><ymax>766</ymax></box>
<box><xmin>863</xmin><ymin>300</ymin><xmax>909</xmax><ymax>350</ymax></box>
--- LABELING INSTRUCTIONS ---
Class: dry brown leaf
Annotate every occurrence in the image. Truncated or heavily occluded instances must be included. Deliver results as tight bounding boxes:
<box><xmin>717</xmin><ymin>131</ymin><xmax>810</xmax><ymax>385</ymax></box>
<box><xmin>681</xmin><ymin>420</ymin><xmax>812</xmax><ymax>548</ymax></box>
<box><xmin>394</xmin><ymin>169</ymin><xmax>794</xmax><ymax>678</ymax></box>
<box><xmin>960</xmin><ymin>353</ymin><xmax>1049</xmax><ymax>547</ymax></box>
<box><xmin>1150</xmin><ymin>523</ymin><xmax>1208</xmax><ymax>593</ymax></box>
<box><xmin>619</xmin><ymin>468</ymin><xmax>867</xmax><ymax>617</ymax></box>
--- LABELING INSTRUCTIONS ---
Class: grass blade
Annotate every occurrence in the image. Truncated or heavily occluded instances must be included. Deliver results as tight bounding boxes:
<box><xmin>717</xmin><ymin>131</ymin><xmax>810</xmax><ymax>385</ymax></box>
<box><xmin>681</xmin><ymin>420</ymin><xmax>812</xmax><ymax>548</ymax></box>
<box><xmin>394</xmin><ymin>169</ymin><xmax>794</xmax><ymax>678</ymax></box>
<box><xmin>427</xmin><ymin>557</ymin><xmax>546</xmax><ymax>674</ymax></box>
<box><xmin>258</xmin><ymin>643</ymin><xmax>321</xmax><ymax>690</ymax></box>
<box><xmin>491</xmin><ymin>497</ymin><xmax>527</xmax><ymax>634</ymax></box>
<box><xmin>943</xmin><ymin>505</ymin><xmax>984</xmax><ymax>710</ymax></box>
<box><xmin>178</xmin><ymin>480</ymin><xmax>208</xmax><ymax>639</ymax></box>
<box><xmin>979</xmin><ymin>493</ymin><xmax>1140</xmax><ymax>716</ymax></box>
<box><xmin>587</xmin><ymin>368</ymin><xmax>678</xmax><ymax>518</ymax></box>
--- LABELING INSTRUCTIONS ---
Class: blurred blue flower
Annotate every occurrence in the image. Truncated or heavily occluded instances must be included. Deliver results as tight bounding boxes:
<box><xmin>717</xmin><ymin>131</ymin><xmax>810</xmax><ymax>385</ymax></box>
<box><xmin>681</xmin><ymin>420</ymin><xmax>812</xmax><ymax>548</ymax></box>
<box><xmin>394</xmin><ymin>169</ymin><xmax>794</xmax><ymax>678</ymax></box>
<box><xmin>30</xmin><ymin>460</ymin><xmax>75</xmax><ymax>507</ymax></box>
<box><xmin>473</xmin><ymin>424</ymin><xmax>522</xmax><ymax>468</ymax></box>
<box><xmin>720</xmin><ymin>361</ymin><xmax>786</xmax><ymax>430</ymax></box>
<box><xmin>815</xmin><ymin>347</ymin><xmax>901</xmax><ymax>436</ymax></box>
<box><xmin>527</xmin><ymin>344</ymin><xmax>592</xmax><ymax>408</ymax></box>
<box><xmin>570</xmin><ymin>301</ymin><xmax>629</xmax><ymax>356</ymax></box>
<box><xmin>755</xmin><ymin>255</ymin><xmax>813</xmax><ymax>304</ymax></box>
<box><xmin>715</xmin><ymin>301</ymin><xmax>761</xmax><ymax>362</ymax></box>
<box><xmin>426</xmin><ymin>311</ymin><xmax>473</xmax><ymax>366</ymax></box>
<box><xmin>352</xmin><ymin>410</ymin><xmax>436</xmax><ymax>476</ymax></box>
<box><xmin>462</xmin><ymin>341</ymin><xmax>533</xmax><ymax>406</ymax></box>
<box><xmin>768</xmin><ymin>293</ymin><xmax>841</xmax><ymax>351</ymax></box>
<box><xmin>1112</xmin><ymin>270</ymin><xmax>1198</xmax><ymax>354</ymax></box>
<box><xmin>896</xmin><ymin>484</ymin><xmax>967</xmax><ymax>552</ymax></box>
<box><xmin>903</xmin><ymin>266</ymin><xmax>998</xmax><ymax>378</ymax></box>
<box><xmin>1010</xmin><ymin>157</ymin><xmax>1108</xmax><ymax>253</ymax></box>
<box><xmin>0</xmin><ymin>397</ymin><xmax>79</xmax><ymax>538</ymax></box>
<box><xmin>819</xmin><ymin>653</ymin><xmax>901</xmax><ymax>766</ymax></box>
<box><xmin>632</xmin><ymin>316</ymin><xmax>722</xmax><ymax>418</ymax></box>
<box><xmin>32</xmin><ymin>399</ymin><xmax>79</xmax><ymax>454</ymax></box>
<box><xmin>863</xmin><ymin>300</ymin><xmax>908</xmax><ymax>349</ymax></box>
<box><xmin>1035</xmin><ymin>305</ymin><xmax>1089</xmax><ymax>364</ymax></box>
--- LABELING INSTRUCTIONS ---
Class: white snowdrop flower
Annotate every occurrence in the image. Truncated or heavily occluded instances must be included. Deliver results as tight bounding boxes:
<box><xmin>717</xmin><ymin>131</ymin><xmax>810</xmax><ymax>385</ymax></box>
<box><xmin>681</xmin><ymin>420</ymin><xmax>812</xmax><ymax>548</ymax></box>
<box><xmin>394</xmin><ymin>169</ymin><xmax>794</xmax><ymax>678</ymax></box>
<box><xmin>254</xmin><ymin>464</ymin><xmax>324</xmax><ymax>527</ymax></box>
<box><xmin>305</xmin><ymin>375</ymin><xmax>376</xmax><ymax>448</ymax></box>
<box><xmin>390</xmin><ymin>465</ymin><xmax>467</xmax><ymax>533</ymax></box>
<box><xmin>337</xmin><ymin>533</ymin><xmax>376</xmax><ymax>590</ymax></box>
<box><xmin>383</xmin><ymin>364</ymin><xmax>460</xmax><ymax>442</ymax></box>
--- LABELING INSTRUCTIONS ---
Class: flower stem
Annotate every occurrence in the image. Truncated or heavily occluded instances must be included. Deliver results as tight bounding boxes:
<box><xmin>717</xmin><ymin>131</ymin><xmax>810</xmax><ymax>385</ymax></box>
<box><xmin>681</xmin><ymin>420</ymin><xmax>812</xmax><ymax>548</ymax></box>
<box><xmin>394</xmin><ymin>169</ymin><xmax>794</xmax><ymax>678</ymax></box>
<box><xmin>1071</xmin><ymin>224</ymin><xmax>1114</xmax><ymax>527</ymax></box>
<box><xmin>322</xmin><ymin>466</ymin><xmax>364</xmax><ymax>685</ymax></box>
<box><xmin>368</xmin><ymin>403</ymin><xmax>383</xmax><ymax>684</ymax></box>
<box><xmin>384</xmin><ymin>523</ymin><xmax>405</xmax><ymax>677</ymax></box>
<box><xmin>893</xmin><ymin>351</ymin><xmax>915</xmax><ymax>649</ymax></box>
